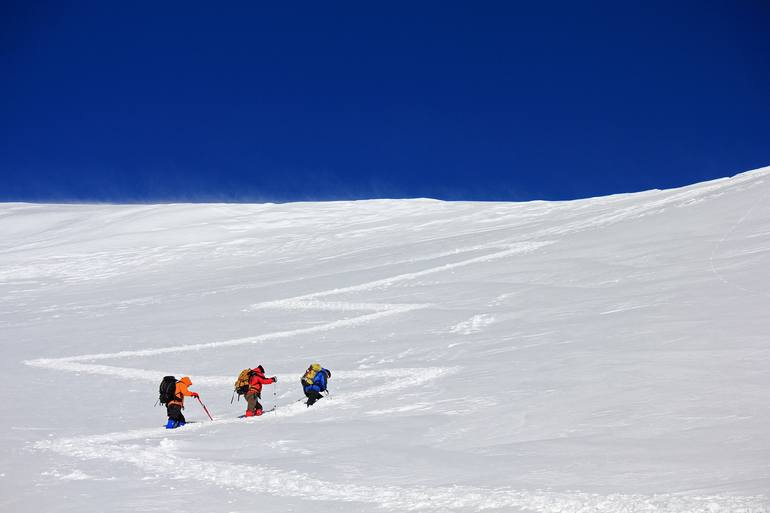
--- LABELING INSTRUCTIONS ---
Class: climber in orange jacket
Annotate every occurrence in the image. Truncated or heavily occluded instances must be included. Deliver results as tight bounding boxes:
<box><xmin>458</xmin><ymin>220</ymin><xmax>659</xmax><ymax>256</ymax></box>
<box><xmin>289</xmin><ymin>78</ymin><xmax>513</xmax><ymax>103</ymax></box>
<box><xmin>166</xmin><ymin>376</ymin><xmax>198</xmax><ymax>428</ymax></box>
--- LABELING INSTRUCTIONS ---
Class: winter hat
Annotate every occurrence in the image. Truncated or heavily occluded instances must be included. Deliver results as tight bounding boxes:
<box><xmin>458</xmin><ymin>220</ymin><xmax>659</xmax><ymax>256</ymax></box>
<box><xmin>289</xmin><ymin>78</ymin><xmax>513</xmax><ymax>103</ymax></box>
<box><xmin>256</xmin><ymin>365</ymin><xmax>264</xmax><ymax>373</ymax></box>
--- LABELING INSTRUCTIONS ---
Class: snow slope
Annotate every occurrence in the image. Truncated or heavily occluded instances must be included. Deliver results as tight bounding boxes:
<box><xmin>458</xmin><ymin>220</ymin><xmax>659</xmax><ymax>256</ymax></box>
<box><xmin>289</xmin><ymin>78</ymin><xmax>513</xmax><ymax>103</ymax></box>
<box><xmin>1</xmin><ymin>167</ymin><xmax>769</xmax><ymax>513</ymax></box>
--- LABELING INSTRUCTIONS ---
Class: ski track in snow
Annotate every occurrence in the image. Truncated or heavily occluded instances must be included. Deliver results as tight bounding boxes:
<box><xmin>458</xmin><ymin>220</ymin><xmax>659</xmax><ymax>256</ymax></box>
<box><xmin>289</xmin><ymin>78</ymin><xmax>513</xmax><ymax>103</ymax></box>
<box><xmin>23</xmin><ymin>175</ymin><xmax>770</xmax><ymax>512</ymax></box>
<box><xmin>35</xmin><ymin>431</ymin><xmax>768</xmax><ymax>513</ymax></box>
<box><xmin>24</xmin><ymin>305</ymin><xmax>426</xmax><ymax>364</ymax></box>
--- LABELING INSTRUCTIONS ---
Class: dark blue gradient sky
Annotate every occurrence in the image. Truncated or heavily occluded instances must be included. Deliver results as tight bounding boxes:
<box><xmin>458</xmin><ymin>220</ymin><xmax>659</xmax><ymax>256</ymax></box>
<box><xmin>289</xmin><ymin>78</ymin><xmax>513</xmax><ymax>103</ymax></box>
<box><xmin>2</xmin><ymin>1</ymin><xmax>769</xmax><ymax>202</ymax></box>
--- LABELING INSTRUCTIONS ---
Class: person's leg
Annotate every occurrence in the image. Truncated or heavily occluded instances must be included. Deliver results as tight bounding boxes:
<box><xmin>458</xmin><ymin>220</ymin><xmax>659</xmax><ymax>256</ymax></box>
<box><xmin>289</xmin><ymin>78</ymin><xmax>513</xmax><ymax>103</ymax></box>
<box><xmin>167</xmin><ymin>404</ymin><xmax>184</xmax><ymax>428</ymax></box>
<box><xmin>245</xmin><ymin>392</ymin><xmax>256</xmax><ymax>416</ymax></box>
<box><xmin>166</xmin><ymin>405</ymin><xmax>175</xmax><ymax>428</ymax></box>
<box><xmin>305</xmin><ymin>390</ymin><xmax>323</xmax><ymax>407</ymax></box>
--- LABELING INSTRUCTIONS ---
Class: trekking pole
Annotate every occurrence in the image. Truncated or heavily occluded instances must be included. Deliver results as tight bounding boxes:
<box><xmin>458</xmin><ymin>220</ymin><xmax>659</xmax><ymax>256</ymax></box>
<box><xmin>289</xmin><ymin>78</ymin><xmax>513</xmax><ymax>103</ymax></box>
<box><xmin>273</xmin><ymin>382</ymin><xmax>277</xmax><ymax>415</ymax></box>
<box><xmin>230</xmin><ymin>390</ymin><xmax>235</xmax><ymax>404</ymax></box>
<box><xmin>197</xmin><ymin>396</ymin><xmax>214</xmax><ymax>421</ymax></box>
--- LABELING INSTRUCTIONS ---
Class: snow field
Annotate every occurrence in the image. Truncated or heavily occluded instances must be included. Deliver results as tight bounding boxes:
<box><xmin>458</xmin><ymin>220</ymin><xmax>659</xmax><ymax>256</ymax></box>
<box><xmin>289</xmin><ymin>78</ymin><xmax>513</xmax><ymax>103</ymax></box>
<box><xmin>2</xmin><ymin>166</ymin><xmax>770</xmax><ymax>512</ymax></box>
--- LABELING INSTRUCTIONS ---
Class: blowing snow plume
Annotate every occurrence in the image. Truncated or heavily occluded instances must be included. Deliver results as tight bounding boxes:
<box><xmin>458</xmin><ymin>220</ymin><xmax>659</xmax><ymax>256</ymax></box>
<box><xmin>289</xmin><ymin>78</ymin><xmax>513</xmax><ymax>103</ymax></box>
<box><xmin>1</xmin><ymin>167</ymin><xmax>769</xmax><ymax>513</ymax></box>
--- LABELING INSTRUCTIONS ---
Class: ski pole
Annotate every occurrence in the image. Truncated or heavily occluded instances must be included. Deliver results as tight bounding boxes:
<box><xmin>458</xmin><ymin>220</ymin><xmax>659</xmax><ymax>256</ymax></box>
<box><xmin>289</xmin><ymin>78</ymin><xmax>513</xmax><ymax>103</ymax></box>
<box><xmin>197</xmin><ymin>396</ymin><xmax>214</xmax><ymax>421</ymax></box>
<box><xmin>273</xmin><ymin>382</ymin><xmax>277</xmax><ymax>415</ymax></box>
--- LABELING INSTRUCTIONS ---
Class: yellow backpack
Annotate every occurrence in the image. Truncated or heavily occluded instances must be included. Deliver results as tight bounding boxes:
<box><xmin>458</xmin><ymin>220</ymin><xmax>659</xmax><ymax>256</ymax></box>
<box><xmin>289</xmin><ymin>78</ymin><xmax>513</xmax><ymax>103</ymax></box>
<box><xmin>234</xmin><ymin>368</ymin><xmax>254</xmax><ymax>395</ymax></box>
<box><xmin>301</xmin><ymin>363</ymin><xmax>322</xmax><ymax>385</ymax></box>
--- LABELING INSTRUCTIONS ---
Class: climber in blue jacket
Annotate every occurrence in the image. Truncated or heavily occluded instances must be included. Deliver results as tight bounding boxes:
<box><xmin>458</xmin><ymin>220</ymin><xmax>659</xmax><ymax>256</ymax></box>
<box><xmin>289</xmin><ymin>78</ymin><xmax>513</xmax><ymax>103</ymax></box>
<box><xmin>300</xmin><ymin>363</ymin><xmax>331</xmax><ymax>407</ymax></box>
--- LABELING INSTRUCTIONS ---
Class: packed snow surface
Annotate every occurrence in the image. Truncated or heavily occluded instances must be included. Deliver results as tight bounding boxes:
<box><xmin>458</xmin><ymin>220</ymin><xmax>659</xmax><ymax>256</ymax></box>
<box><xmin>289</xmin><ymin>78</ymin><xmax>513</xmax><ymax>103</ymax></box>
<box><xmin>1</xmin><ymin>168</ymin><xmax>769</xmax><ymax>513</ymax></box>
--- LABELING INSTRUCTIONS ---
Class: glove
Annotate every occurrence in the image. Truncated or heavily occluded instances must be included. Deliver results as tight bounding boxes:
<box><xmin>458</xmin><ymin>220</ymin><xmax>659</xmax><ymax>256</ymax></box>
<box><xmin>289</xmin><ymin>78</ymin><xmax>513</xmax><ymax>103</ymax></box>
<box><xmin>191</xmin><ymin>392</ymin><xmax>200</xmax><ymax>398</ymax></box>
<box><xmin>271</xmin><ymin>376</ymin><xmax>278</xmax><ymax>383</ymax></box>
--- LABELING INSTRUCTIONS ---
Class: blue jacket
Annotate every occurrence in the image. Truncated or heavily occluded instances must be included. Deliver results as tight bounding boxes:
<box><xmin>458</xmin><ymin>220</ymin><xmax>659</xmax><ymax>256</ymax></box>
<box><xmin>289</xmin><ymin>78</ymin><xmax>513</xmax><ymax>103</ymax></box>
<box><xmin>303</xmin><ymin>368</ymin><xmax>329</xmax><ymax>393</ymax></box>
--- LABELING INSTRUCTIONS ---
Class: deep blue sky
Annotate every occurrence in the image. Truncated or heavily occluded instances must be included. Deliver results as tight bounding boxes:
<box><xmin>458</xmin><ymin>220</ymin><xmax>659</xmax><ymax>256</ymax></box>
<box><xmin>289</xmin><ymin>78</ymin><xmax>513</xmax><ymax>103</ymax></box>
<box><xmin>2</xmin><ymin>1</ymin><xmax>769</xmax><ymax>202</ymax></box>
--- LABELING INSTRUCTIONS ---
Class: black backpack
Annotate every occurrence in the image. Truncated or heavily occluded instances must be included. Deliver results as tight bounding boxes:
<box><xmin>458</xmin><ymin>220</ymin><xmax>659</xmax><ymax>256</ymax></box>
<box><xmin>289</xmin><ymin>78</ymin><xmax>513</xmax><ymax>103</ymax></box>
<box><xmin>158</xmin><ymin>376</ymin><xmax>178</xmax><ymax>406</ymax></box>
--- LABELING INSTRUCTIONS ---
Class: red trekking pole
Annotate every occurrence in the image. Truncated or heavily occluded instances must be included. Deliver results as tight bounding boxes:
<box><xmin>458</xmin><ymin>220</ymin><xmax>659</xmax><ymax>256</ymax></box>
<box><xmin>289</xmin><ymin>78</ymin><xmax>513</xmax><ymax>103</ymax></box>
<box><xmin>197</xmin><ymin>396</ymin><xmax>214</xmax><ymax>421</ymax></box>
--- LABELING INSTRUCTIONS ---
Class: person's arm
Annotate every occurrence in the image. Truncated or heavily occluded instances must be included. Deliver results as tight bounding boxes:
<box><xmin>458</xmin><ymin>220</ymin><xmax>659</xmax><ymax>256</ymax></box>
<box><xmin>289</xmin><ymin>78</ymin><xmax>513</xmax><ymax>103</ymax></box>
<box><xmin>256</xmin><ymin>375</ymin><xmax>276</xmax><ymax>385</ymax></box>
<box><xmin>180</xmin><ymin>383</ymin><xmax>198</xmax><ymax>398</ymax></box>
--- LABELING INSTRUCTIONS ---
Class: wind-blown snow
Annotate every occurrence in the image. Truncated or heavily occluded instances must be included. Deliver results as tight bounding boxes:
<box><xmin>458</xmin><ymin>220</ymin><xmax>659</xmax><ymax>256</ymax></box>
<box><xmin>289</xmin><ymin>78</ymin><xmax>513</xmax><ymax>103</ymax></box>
<box><xmin>1</xmin><ymin>167</ymin><xmax>769</xmax><ymax>513</ymax></box>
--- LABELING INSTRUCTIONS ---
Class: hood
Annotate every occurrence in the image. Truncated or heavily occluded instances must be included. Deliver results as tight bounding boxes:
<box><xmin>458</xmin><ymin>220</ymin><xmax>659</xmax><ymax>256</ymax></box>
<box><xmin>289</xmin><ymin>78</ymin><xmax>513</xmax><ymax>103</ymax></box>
<box><xmin>180</xmin><ymin>376</ymin><xmax>192</xmax><ymax>386</ymax></box>
<box><xmin>255</xmin><ymin>365</ymin><xmax>264</xmax><ymax>374</ymax></box>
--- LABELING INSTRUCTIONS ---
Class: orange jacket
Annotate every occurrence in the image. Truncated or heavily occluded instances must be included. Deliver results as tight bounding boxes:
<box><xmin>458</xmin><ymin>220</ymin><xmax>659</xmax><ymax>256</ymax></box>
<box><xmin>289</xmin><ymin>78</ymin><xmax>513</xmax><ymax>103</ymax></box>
<box><xmin>169</xmin><ymin>376</ymin><xmax>195</xmax><ymax>407</ymax></box>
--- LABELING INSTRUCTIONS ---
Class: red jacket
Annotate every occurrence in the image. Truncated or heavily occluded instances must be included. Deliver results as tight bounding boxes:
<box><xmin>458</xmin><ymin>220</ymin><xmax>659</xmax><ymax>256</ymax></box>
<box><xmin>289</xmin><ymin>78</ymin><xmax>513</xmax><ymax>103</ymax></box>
<box><xmin>248</xmin><ymin>369</ymin><xmax>275</xmax><ymax>395</ymax></box>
